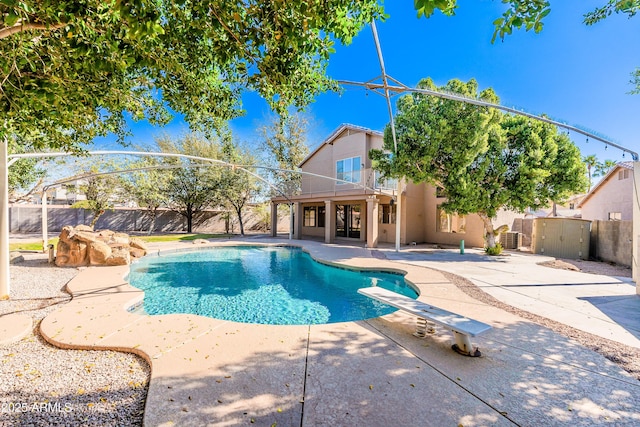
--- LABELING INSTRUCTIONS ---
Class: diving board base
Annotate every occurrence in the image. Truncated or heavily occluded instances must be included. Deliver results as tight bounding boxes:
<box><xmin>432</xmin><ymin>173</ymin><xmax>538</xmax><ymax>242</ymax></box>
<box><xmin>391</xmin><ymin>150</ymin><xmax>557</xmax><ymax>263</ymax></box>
<box><xmin>358</xmin><ymin>286</ymin><xmax>491</xmax><ymax>357</ymax></box>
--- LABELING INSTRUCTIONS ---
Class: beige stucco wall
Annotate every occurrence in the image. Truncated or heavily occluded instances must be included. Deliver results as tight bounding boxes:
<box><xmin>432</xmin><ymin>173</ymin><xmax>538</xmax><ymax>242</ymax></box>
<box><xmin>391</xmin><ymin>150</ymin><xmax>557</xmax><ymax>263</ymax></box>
<box><xmin>581</xmin><ymin>169</ymin><xmax>634</xmax><ymax>221</ymax></box>
<box><xmin>402</xmin><ymin>181</ymin><xmax>426</xmax><ymax>244</ymax></box>
<box><xmin>301</xmin><ymin>130</ymin><xmax>384</xmax><ymax>195</ymax></box>
<box><xmin>421</xmin><ymin>185</ymin><xmax>486</xmax><ymax>248</ymax></box>
<box><xmin>293</xmin><ymin>126</ymin><xmax>531</xmax><ymax>250</ymax></box>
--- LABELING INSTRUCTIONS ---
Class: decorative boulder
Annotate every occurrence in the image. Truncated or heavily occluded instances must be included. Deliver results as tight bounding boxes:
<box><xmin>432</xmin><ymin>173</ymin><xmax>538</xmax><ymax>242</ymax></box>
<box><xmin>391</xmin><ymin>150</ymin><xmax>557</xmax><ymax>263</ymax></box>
<box><xmin>55</xmin><ymin>226</ymin><xmax>147</xmax><ymax>267</ymax></box>
<box><xmin>129</xmin><ymin>237</ymin><xmax>149</xmax><ymax>252</ymax></box>
<box><xmin>88</xmin><ymin>241</ymin><xmax>112</xmax><ymax>265</ymax></box>
<box><xmin>105</xmin><ymin>246</ymin><xmax>131</xmax><ymax>266</ymax></box>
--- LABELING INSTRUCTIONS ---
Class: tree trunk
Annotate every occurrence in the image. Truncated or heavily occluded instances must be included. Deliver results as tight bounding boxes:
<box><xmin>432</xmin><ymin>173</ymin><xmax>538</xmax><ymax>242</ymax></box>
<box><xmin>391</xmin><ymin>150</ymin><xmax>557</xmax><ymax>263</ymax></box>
<box><xmin>89</xmin><ymin>209</ymin><xmax>104</xmax><ymax>229</ymax></box>
<box><xmin>235</xmin><ymin>206</ymin><xmax>245</xmax><ymax>236</ymax></box>
<box><xmin>186</xmin><ymin>207</ymin><xmax>193</xmax><ymax>233</ymax></box>
<box><xmin>148</xmin><ymin>208</ymin><xmax>157</xmax><ymax>235</ymax></box>
<box><xmin>479</xmin><ymin>212</ymin><xmax>496</xmax><ymax>248</ymax></box>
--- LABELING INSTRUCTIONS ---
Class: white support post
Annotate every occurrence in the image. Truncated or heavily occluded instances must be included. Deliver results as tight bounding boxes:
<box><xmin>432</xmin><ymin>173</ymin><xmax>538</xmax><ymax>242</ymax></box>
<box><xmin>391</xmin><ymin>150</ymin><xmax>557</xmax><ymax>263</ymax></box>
<box><xmin>41</xmin><ymin>189</ymin><xmax>48</xmax><ymax>252</ymax></box>
<box><xmin>1</xmin><ymin>138</ymin><xmax>10</xmax><ymax>299</ymax></box>
<box><xmin>289</xmin><ymin>203</ymin><xmax>293</xmax><ymax>241</ymax></box>
<box><xmin>633</xmin><ymin>161</ymin><xmax>639</xmax><ymax>291</ymax></box>
<box><xmin>395</xmin><ymin>179</ymin><xmax>403</xmax><ymax>251</ymax></box>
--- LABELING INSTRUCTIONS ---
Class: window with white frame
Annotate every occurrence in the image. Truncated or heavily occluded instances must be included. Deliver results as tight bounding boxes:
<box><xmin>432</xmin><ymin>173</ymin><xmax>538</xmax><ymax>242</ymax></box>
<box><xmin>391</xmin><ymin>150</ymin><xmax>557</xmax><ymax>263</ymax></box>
<box><xmin>608</xmin><ymin>212</ymin><xmax>621</xmax><ymax>221</ymax></box>
<box><xmin>336</xmin><ymin>156</ymin><xmax>361</xmax><ymax>184</ymax></box>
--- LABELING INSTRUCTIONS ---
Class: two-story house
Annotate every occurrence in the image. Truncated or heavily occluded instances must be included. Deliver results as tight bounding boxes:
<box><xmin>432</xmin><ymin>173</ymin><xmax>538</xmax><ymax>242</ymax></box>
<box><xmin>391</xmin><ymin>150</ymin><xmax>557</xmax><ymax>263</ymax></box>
<box><xmin>579</xmin><ymin>162</ymin><xmax>634</xmax><ymax>221</ymax></box>
<box><xmin>270</xmin><ymin>124</ymin><xmax>518</xmax><ymax>249</ymax></box>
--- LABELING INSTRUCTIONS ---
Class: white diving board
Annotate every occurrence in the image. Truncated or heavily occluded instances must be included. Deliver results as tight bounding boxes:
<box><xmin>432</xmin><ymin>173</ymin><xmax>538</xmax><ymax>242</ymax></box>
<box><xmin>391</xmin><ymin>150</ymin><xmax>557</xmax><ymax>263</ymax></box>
<box><xmin>358</xmin><ymin>286</ymin><xmax>492</xmax><ymax>357</ymax></box>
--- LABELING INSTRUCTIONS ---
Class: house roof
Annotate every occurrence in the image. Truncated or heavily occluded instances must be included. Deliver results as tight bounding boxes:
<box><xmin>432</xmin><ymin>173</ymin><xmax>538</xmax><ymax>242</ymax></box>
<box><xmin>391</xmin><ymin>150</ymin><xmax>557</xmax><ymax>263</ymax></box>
<box><xmin>578</xmin><ymin>161</ymin><xmax>634</xmax><ymax>208</ymax></box>
<box><xmin>299</xmin><ymin>123</ymin><xmax>383</xmax><ymax>167</ymax></box>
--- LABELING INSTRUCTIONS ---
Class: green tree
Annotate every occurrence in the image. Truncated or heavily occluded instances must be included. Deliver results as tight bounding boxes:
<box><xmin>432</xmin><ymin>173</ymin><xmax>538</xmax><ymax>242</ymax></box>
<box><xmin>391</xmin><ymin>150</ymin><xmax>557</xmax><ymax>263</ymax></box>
<box><xmin>371</xmin><ymin>78</ymin><xmax>587</xmax><ymax>249</ymax></box>
<box><xmin>583</xmin><ymin>154</ymin><xmax>599</xmax><ymax>191</ymax></box>
<box><xmin>1</xmin><ymin>1</ymin><xmax>383</xmax><ymax>152</ymax></box>
<box><xmin>594</xmin><ymin>159</ymin><xmax>617</xmax><ymax>179</ymax></box>
<box><xmin>415</xmin><ymin>1</ymin><xmax>638</xmax><ymax>38</ymax></box>
<box><xmin>70</xmin><ymin>165</ymin><xmax>123</xmax><ymax>228</ymax></box>
<box><xmin>155</xmin><ymin>134</ymin><xmax>223</xmax><ymax>233</ymax></box>
<box><xmin>545</xmin><ymin>131</ymin><xmax>589</xmax><ymax>215</ymax></box>
<box><xmin>7</xmin><ymin>142</ymin><xmax>45</xmax><ymax>201</ymax></box>
<box><xmin>259</xmin><ymin>113</ymin><xmax>310</xmax><ymax>196</ymax></box>
<box><xmin>219</xmin><ymin>140</ymin><xmax>262</xmax><ymax>236</ymax></box>
<box><xmin>120</xmin><ymin>156</ymin><xmax>172</xmax><ymax>234</ymax></box>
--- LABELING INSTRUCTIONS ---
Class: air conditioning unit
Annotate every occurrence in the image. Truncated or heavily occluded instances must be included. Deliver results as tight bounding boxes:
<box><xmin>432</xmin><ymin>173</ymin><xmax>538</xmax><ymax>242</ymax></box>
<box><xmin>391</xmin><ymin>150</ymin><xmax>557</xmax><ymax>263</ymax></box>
<box><xmin>500</xmin><ymin>232</ymin><xmax>521</xmax><ymax>250</ymax></box>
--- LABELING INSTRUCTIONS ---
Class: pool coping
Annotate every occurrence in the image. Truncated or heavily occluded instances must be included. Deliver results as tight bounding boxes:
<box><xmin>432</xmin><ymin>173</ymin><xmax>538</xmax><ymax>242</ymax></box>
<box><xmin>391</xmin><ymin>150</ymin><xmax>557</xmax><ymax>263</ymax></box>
<box><xmin>39</xmin><ymin>238</ymin><xmax>640</xmax><ymax>426</ymax></box>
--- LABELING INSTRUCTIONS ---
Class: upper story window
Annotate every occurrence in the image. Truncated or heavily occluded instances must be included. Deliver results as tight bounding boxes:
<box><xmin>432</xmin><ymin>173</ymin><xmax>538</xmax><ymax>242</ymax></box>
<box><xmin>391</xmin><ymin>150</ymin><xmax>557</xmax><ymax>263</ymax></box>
<box><xmin>618</xmin><ymin>169</ymin><xmax>630</xmax><ymax>180</ymax></box>
<box><xmin>374</xmin><ymin>171</ymin><xmax>397</xmax><ymax>190</ymax></box>
<box><xmin>336</xmin><ymin>156</ymin><xmax>361</xmax><ymax>184</ymax></box>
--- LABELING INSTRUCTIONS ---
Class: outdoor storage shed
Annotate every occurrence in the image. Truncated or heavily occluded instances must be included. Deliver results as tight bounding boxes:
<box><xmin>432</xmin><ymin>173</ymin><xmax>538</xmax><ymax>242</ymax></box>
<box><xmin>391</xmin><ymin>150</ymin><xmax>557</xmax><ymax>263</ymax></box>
<box><xmin>530</xmin><ymin>217</ymin><xmax>591</xmax><ymax>260</ymax></box>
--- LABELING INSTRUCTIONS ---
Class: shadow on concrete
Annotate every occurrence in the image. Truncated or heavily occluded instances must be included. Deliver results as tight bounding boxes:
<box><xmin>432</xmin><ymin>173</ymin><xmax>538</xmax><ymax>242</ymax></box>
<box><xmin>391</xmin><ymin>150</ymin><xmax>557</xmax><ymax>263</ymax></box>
<box><xmin>578</xmin><ymin>294</ymin><xmax>640</xmax><ymax>341</ymax></box>
<box><xmin>144</xmin><ymin>317</ymin><xmax>640</xmax><ymax>426</ymax></box>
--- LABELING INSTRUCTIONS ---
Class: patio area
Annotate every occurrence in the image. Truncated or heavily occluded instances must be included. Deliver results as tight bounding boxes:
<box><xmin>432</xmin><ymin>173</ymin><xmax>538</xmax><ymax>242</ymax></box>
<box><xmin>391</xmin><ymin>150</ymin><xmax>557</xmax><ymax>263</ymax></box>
<box><xmin>3</xmin><ymin>237</ymin><xmax>640</xmax><ymax>426</ymax></box>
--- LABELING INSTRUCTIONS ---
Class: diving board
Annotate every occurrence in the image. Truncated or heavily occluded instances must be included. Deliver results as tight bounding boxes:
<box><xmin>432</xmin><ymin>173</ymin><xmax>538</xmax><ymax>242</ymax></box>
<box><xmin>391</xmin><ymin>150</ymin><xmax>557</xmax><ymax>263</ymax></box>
<box><xmin>358</xmin><ymin>287</ymin><xmax>491</xmax><ymax>357</ymax></box>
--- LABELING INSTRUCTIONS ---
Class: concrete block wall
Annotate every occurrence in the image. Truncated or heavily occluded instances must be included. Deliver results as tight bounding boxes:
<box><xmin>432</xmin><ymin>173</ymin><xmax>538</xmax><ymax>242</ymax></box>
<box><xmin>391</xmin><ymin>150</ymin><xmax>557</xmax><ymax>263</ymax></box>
<box><xmin>590</xmin><ymin>220</ymin><xmax>632</xmax><ymax>267</ymax></box>
<box><xmin>8</xmin><ymin>205</ymin><xmax>281</xmax><ymax>235</ymax></box>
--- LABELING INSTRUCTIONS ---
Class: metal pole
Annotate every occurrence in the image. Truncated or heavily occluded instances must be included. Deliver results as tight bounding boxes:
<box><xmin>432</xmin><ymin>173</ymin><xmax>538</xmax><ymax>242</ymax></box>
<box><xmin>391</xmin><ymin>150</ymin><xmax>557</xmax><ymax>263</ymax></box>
<box><xmin>371</xmin><ymin>20</ymin><xmax>402</xmax><ymax>252</ymax></box>
<box><xmin>289</xmin><ymin>203</ymin><xmax>293</xmax><ymax>240</ymax></box>
<box><xmin>337</xmin><ymin>79</ymin><xmax>639</xmax><ymax>162</ymax></box>
<box><xmin>1</xmin><ymin>138</ymin><xmax>10</xmax><ymax>298</ymax></box>
<box><xmin>41</xmin><ymin>188</ymin><xmax>48</xmax><ymax>253</ymax></box>
<box><xmin>633</xmin><ymin>161</ymin><xmax>639</xmax><ymax>290</ymax></box>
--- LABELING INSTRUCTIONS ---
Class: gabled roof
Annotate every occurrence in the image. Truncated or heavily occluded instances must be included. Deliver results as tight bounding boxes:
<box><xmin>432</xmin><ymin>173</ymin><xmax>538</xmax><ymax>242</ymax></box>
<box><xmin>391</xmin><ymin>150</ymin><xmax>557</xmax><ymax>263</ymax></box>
<box><xmin>578</xmin><ymin>161</ymin><xmax>634</xmax><ymax>207</ymax></box>
<box><xmin>299</xmin><ymin>124</ymin><xmax>383</xmax><ymax>167</ymax></box>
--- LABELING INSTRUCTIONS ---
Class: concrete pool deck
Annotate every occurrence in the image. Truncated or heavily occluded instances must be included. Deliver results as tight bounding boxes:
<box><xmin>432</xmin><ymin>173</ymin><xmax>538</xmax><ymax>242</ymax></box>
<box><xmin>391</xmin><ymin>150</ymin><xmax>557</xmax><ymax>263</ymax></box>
<box><xmin>28</xmin><ymin>238</ymin><xmax>640</xmax><ymax>425</ymax></box>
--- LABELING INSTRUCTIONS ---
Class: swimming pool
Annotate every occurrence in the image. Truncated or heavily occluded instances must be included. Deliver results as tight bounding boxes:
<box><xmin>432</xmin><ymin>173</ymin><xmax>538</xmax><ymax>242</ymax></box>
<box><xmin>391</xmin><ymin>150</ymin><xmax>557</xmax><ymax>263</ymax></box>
<box><xmin>127</xmin><ymin>246</ymin><xmax>418</xmax><ymax>325</ymax></box>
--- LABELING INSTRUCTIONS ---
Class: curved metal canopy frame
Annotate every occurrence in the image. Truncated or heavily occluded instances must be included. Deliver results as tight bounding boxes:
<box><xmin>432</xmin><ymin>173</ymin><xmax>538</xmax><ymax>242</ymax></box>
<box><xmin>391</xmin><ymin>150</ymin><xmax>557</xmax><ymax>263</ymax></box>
<box><xmin>2</xmin><ymin>19</ymin><xmax>637</xmax><ymax>296</ymax></box>
<box><xmin>6</xmin><ymin>150</ymin><xmax>390</xmax><ymax>274</ymax></box>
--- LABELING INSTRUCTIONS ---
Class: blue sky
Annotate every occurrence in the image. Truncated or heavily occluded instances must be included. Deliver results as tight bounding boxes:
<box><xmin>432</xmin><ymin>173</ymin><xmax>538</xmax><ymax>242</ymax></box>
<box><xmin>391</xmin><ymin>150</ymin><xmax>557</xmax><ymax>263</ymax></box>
<box><xmin>111</xmin><ymin>1</ymin><xmax>640</xmax><ymax>164</ymax></box>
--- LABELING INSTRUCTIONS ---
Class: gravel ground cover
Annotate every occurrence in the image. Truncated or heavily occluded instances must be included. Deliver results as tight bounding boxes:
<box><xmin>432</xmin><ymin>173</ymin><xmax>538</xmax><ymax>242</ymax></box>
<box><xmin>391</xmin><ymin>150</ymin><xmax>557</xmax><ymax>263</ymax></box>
<box><xmin>1</xmin><ymin>253</ymin><xmax>149</xmax><ymax>426</ymax></box>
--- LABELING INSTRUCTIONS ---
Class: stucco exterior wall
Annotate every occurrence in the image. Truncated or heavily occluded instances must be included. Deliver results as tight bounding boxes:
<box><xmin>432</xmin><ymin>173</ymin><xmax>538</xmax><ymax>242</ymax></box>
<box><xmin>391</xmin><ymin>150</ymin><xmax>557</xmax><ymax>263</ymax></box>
<box><xmin>421</xmin><ymin>185</ymin><xmax>486</xmax><ymax>248</ymax></box>
<box><xmin>301</xmin><ymin>130</ymin><xmax>384</xmax><ymax>195</ymax></box>
<box><xmin>581</xmin><ymin>168</ymin><xmax>633</xmax><ymax>221</ymax></box>
<box><xmin>401</xmin><ymin>181</ymin><xmax>427</xmax><ymax>244</ymax></box>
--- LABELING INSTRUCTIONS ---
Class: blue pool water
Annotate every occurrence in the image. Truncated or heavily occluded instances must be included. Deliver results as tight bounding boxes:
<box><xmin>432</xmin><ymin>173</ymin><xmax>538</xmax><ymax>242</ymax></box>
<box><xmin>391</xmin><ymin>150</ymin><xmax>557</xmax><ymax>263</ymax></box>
<box><xmin>127</xmin><ymin>246</ymin><xmax>418</xmax><ymax>325</ymax></box>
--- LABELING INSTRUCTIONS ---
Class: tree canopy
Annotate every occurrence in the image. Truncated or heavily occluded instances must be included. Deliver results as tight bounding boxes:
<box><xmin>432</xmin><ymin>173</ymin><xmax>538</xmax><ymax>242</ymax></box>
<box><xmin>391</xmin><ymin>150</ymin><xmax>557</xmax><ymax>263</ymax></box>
<box><xmin>3</xmin><ymin>0</ymin><xmax>637</xmax><ymax>156</ymax></box>
<box><xmin>2</xmin><ymin>0</ymin><xmax>637</xmax><ymax>160</ymax></box>
<box><xmin>259</xmin><ymin>113</ymin><xmax>310</xmax><ymax>197</ymax></box>
<box><xmin>370</xmin><ymin>77</ymin><xmax>588</xmax><ymax>249</ymax></box>
<box><xmin>153</xmin><ymin>133</ymin><xmax>225</xmax><ymax>233</ymax></box>
<box><xmin>218</xmin><ymin>139</ymin><xmax>262</xmax><ymax>236</ymax></box>
<box><xmin>1</xmin><ymin>0</ymin><xmax>383</xmax><ymax>152</ymax></box>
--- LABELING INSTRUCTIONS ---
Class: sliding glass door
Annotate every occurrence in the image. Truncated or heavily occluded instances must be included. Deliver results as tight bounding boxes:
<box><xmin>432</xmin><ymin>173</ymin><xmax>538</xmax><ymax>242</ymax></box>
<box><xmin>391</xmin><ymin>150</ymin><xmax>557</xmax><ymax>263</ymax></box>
<box><xmin>336</xmin><ymin>204</ymin><xmax>361</xmax><ymax>239</ymax></box>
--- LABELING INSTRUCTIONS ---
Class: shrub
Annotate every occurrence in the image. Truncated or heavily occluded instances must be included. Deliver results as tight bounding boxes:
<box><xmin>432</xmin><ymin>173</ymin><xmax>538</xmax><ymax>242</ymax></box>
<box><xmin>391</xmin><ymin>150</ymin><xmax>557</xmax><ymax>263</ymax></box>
<box><xmin>484</xmin><ymin>243</ymin><xmax>503</xmax><ymax>256</ymax></box>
